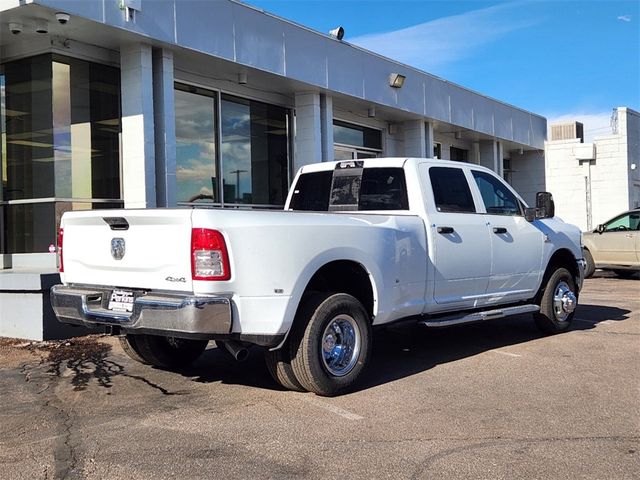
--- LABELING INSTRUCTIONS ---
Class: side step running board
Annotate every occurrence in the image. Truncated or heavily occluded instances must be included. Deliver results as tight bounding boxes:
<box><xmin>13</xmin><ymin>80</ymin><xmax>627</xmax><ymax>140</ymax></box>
<box><xmin>421</xmin><ymin>304</ymin><xmax>540</xmax><ymax>328</ymax></box>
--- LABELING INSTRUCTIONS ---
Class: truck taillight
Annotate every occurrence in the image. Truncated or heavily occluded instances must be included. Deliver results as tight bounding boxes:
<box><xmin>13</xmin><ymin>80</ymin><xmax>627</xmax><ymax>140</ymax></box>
<box><xmin>57</xmin><ymin>227</ymin><xmax>64</xmax><ymax>273</ymax></box>
<box><xmin>191</xmin><ymin>228</ymin><xmax>231</xmax><ymax>281</ymax></box>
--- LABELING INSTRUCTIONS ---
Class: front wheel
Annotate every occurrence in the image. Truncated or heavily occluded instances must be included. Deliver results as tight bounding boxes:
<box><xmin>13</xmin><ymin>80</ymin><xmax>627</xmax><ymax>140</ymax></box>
<box><xmin>290</xmin><ymin>293</ymin><xmax>372</xmax><ymax>396</ymax></box>
<box><xmin>583</xmin><ymin>249</ymin><xmax>595</xmax><ymax>278</ymax></box>
<box><xmin>534</xmin><ymin>267</ymin><xmax>578</xmax><ymax>334</ymax></box>
<box><xmin>120</xmin><ymin>334</ymin><xmax>208</xmax><ymax>369</ymax></box>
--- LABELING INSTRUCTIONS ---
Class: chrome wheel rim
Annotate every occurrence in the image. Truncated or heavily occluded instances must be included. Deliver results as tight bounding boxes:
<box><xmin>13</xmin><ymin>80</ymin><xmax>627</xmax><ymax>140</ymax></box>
<box><xmin>321</xmin><ymin>314</ymin><xmax>361</xmax><ymax>377</ymax></box>
<box><xmin>553</xmin><ymin>281</ymin><xmax>577</xmax><ymax>322</ymax></box>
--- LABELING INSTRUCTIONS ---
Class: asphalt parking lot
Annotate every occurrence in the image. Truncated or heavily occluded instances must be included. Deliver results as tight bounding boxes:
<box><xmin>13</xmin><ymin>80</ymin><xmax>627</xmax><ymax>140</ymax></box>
<box><xmin>1</xmin><ymin>273</ymin><xmax>639</xmax><ymax>480</ymax></box>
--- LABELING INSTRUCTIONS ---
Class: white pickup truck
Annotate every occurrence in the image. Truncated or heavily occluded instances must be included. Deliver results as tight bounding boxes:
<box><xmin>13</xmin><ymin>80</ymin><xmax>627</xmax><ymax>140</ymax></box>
<box><xmin>52</xmin><ymin>158</ymin><xmax>585</xmax><ymax>396</ymax></box>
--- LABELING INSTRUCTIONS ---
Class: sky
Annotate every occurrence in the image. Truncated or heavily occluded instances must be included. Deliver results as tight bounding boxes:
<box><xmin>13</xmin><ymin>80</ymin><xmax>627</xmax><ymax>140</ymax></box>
<box><xmin>244</xmin><ymin>0</ymin><xmax>640</xmax><ymax>141</ymax></box>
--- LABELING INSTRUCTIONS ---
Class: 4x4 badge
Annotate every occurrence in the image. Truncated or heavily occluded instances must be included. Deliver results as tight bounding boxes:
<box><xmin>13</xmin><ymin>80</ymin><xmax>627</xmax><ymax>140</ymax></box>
<box><xmin>111</xmin><ymin>238</ymin><xmax>125</xmax><ymax>260</ymax></box>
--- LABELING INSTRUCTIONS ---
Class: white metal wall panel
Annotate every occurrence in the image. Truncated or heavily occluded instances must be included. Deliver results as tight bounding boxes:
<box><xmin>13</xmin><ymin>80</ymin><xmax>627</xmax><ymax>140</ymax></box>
<box><xmin>424</xmin><ymin>75</ymin><xmax>451</xmax><ymax>122</ymax></box>
<box><xmin>283</xmin><ymin>25</ymin><xmax>328</xmax><ymax>87</ymax></box>
<box><xmin>494</xmin><ymin>102</ymin><xmax>513</xmax><ymax>141</ymax></box>
<box><xmin>326</xmin><ymin>41</ymin><xmax>365</xmax><ymax>98</ymax></box>
<box><xmin>27</xmin><ymin>0</ymin><xmax>546</xmax><ymax>149</ymax></box>
<box><xmin>449</xmin><ymin>85</ymin><xmax>474</xmax><ymax>130</ymax></box>
<box><xmin>530</xmin><ymin>115</ymin><xmax>546</xmax><ymax>149</ymax></box>
<box><xmin>472</xmin><ymin>95</ymin><xmax>494</xmax><ymax>136</ymax></box>
<box><xmin>232</xmin><ymin>4</ymin><xmax>285</xmax><ymax>75</ymax></box>
<box><xmin>512</xmin><ymin>108</ymin><xmax>531</xmax><ymax>145</ymax></box>
<box><xmin>175</xmin><ymin>0</ymin><xmax>234</xmax><ymax>61</ymax></box>
<box><xmin>31</xmin><ymin>0</ymin><xmax>105</xmax><ymax>22</ymax></box>
<box><xmin>104</xmin><ymin>0</ymin><xmax>175</xmax><ymax>42</ymax></box>
<box><xmin>393</xmin><ymin>66</ymin><xmax>425</xmax><ymax>113</ymax></box>
<box><xmin>361</xmin><ymin>56</ymin><xmax>401</xmax><ymax>107</ymax></box>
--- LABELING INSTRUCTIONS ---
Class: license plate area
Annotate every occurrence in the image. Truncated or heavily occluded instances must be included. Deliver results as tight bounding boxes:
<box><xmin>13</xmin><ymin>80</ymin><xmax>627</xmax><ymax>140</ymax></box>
<box><xmin>108</xmin><ymin>289</ymin><xmax>134</xmax><ymax>313</ymax></box>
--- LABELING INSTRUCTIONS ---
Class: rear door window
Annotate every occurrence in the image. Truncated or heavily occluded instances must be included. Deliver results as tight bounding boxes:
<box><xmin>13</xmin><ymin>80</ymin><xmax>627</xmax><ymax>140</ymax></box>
<box><xmin>428</xmin><ymin>167</ymin><xmax>476</xmax><ymax>213</ymax></box>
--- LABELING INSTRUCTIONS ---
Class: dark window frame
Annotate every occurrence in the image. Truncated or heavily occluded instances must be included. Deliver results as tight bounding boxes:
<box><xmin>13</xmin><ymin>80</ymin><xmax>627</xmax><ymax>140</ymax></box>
<box><xmin>289</xmin><ymin>167</ymin><xmax>409</xmax><ymax>212</ymax></box>
<box><xmin>428</xmin><ymin>166</ymin><xmax>476</xmax><ymax>214</ymax></box>
<box><xmin>471</xmin><ymin>170</ymin><xmax>522</xmax><ymax>217</ymax></box>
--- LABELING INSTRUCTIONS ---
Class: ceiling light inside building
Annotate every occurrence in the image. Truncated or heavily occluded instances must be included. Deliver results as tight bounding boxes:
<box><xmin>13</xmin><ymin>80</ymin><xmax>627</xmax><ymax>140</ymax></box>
<box><xmin>388</xmin><ymin>73</ymin><xmax>406</xmax><ymax>88</ymax></box>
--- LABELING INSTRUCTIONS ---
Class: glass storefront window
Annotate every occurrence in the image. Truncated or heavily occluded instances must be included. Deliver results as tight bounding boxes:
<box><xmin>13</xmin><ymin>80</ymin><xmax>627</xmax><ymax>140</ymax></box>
<box><xmin>333</xmin><ymin>120</ymin><xmax>382</xmax><ymax>151</ymax></box>
<box><xmin>1</xmin><ymin>54</ymin><xmax>122</xmax><ymax>254</ymax></box>
<box><xmin>174</xmin><ymin>86</ymin><xmax>290</xmax><ymax>207</ymax></box>
<box><xmin>175</xmin><ymin>85</ymin><xmax>218</xmax><ymax>203</ymax></box>
<box><xmin>221</xmin><ymin>94</ymin><xmax>289</xmax><ymax>206</ymax></box>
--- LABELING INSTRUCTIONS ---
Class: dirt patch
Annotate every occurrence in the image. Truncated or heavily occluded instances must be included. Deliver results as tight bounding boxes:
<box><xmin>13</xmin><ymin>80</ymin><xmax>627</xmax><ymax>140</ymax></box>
<box><xmin>0</xmin><ymin>337</ymin><xmax>40</xmax><ymax>367</ymax></box>
<box><xmin>0</xmin><ymin>335</ymin><xmax>115</xmax><ymax>376</ymax></box>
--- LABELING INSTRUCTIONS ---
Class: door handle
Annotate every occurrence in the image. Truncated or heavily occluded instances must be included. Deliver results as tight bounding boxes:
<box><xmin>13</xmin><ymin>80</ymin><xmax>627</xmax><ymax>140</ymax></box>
<box><xmin>493</xmin><ymin>227</ymin><xmax>508</xmax><ymax>234</ymax></box>
<box><xmin>437</xmin><ymin>226</ymin><xmax>454</xmax><ymax>234</ymax></box>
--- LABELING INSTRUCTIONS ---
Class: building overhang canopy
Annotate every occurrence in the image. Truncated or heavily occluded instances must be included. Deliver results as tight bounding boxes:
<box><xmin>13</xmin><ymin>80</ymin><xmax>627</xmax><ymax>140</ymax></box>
<box><xmin>0</xmin><ymin>0</ymin><xmax>546</xmax><ymax>150</ymax></box>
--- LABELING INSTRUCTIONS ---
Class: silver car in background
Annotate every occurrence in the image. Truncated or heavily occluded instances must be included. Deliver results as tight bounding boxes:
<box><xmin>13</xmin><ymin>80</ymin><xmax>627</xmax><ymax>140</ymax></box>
<box><xmin>582</xmin><ymin>209</ymin><xmax>640</xmax><ymax>278</ymax></box>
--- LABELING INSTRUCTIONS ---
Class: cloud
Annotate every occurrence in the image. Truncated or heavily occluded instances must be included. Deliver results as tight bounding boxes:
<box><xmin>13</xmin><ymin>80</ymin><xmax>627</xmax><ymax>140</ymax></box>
<box><xmin>617</xmin><ymin>15</ymin><xmax>632</xmax><ymax>22</ymax></box>
<box><xmin>547</xmin><ymin>110</ymin><xmax>616</xmax><ymax>142</ymax></box>
<box><xmin>350</xmin><ymin>2</ymin><xmax>538</xmax><ymax>72</ymax></box>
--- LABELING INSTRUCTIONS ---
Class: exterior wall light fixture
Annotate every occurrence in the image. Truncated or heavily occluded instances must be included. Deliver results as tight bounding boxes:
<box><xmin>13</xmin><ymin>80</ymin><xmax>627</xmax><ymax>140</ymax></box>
<box><xmin>35</xmin><ymin>19</ymin><xmax>48</xmax><ymax>34</ymax></box>
<box><xmin>238</xmin><ymin>72</ymin><xmax>248</xmax><ymax>85</ymax></box>
<box><xmin>329</xmin><ymin>27</ymin><xmax>344</xmax><ymax>40</ymax></box>
<box><xmin>389</xmin><ymin>73</ymin><xmax>406</xmax><ymax>88</ymax></box>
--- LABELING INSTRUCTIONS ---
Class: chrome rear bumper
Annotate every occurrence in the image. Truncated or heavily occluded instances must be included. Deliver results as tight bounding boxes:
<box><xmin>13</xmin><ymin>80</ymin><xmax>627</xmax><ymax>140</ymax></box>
<box><xmin>50</xmin><ymin>285</ymin><xmax>232</xmax><ymax>336</ymax></box>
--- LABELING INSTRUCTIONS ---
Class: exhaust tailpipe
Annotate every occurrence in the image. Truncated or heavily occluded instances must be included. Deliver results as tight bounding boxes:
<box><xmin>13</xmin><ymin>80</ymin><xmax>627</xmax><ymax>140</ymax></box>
<box><xmin>220</xmin><ymin>341</ymin><xmax>249</xmax><ymax>362</ymax></box>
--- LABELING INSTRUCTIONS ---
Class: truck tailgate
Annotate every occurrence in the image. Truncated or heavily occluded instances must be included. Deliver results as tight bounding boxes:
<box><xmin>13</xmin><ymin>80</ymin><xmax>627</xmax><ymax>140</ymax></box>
<box><xmin>61</xmin><ymin>209</ymin><xmax>193</xmax><ymax>292</ymax></box>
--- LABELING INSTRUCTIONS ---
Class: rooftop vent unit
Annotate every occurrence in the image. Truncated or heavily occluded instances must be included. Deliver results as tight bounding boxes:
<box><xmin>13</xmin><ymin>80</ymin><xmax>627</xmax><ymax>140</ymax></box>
<box><xmin>550</xmin><ymin>121</ymin><xmax>584</xmax><ymax>143</ymax></box>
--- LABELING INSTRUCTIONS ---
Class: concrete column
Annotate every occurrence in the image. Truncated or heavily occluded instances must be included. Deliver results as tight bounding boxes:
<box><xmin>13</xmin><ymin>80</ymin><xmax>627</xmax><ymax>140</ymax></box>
<box><xmin>403</xmin><ymin>120</ymin><xmax>426</xmax><ymax>157</ymax></box>
<box><xmin>497</xmin><ymin>141</ymin><xmax>504</xmax><ymax>177</ymax></box>
<box><xmin>425</xmin><ymin>121</ymin><xmax>434</xmax><ymax>158</ymax></box>
<box><xmin>120</xmin><ymin>43</ymin><xmax>156</xmax><ymax>208</ymax></box>
<box><xmin>294</xmin><ymin>92</ymin><xmax>322</xmax><ymax>172</ymax></box>
<box><xmin>320</xmin><ymin>94</ymin><xmax>334</xmax><ymax>163</ymax></box>
<box><xmin>152</xmin><ymin>48</ymin><xmax>176</xmax><ymax>207</ymax></box>
<box><xmin>471</xmin><ymin>142</ymin><xmax>480</xmax><ymax>165</ymax></box>
<box><xmin>478</xmin><ymin>140</ymin><xmax>498</xmax><ymax>172</ymax></box>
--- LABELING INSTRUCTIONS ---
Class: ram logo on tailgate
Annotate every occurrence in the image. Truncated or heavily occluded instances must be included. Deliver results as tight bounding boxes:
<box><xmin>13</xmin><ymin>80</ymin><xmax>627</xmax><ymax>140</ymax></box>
<box><xmin>111</xmin><ymin>238</ymin><xmax>126</xmax><ymax>260</ymax></box>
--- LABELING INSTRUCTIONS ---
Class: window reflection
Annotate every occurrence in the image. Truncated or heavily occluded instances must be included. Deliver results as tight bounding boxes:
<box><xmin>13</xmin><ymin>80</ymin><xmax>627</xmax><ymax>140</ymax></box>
<box><xmin>221</xmin><ymin>94</ymin><xmax>289</xmax><ymax>205</ymax></box>
<box><xmin>175</xmin><ymin>85</ymin><xmax>217</xmax><ymax>202</ymax></box>
<box><xmin>0</xmin><ymin>54</ymin><xmax>122</xmax><ymax>254</ymax></box>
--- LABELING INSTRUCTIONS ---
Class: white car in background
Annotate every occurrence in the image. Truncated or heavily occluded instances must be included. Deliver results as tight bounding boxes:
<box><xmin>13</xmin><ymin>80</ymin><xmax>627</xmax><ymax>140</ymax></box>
<box><xmin>582</xmin><ymin>209</ymin><xmax>640</xmax><ymax>278</ymax></box>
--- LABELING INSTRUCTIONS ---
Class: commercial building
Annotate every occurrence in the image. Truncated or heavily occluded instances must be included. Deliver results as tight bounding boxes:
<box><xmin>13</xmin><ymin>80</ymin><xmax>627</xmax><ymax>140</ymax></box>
<box><xmin>0</xmin><ymin>0</ymin><xmax>546</xmax><ymax>339</ymax></box>
<box><xmin>546</xmin><ymin>107</ymin><xmax>640</xmax><ymax>231</ymax></box>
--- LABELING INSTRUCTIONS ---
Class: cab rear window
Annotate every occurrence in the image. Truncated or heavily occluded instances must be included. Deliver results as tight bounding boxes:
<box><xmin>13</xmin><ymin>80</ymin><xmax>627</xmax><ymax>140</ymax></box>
<box><xmin>290</xmin><ymin>167</ymin><xmax>409</xmax><ymax>212</ymax></box>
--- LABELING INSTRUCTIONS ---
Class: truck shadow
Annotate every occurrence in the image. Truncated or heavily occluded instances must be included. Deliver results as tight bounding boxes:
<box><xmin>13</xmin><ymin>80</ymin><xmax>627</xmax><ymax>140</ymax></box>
<box><xmin>357</xmin><ymin>303</ymin><xmax>630</xmax><ymax>392</ymax></box>
<box><xmin>179</xmin><ymin>302</ymin><xmax>630</xmax><ymax>393</ymax></box>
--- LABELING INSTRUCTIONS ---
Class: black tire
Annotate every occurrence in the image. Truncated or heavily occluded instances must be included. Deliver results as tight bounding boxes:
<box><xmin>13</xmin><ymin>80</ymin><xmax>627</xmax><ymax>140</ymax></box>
<box><xmin>583</xmin><ymin>249</ymin><xmax>595</xmax><ymax>278</ymax></box>
<box><xmin>264</xmin><ymin>346</ymin><xmax>306</xmax><ymax>392</ymax></box>
<box><xmin>124</xmin><ymin>334</ymin><xmax>208</xmax><ymax>369</ymax></box>
<box><xmin>613</xmin><ymin>269</ymin><xmax>638</xmax><ymax>279</ymax></box>
<box><xmin>119</xmin><ymin>335</ymin><xmax>149</xmax><ymax>364</ymax></box>
<box><xmin>534</xmin><ymin>267</ymin><xmax>577</xmax><ymax>334</ymax></box>
<box><xmin>289</xmin><ymin>293</ymin><xmax>372</xmax><ymax>397</ymax></box>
